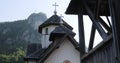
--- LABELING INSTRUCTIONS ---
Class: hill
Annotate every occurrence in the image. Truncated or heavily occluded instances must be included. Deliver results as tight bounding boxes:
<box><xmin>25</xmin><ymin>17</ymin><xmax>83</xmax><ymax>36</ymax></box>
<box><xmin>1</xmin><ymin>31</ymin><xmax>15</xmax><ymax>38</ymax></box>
<box><xmin>0</xmin><ymin>12</ymin><xmax>47</xmax><ymax>63</ymax></box>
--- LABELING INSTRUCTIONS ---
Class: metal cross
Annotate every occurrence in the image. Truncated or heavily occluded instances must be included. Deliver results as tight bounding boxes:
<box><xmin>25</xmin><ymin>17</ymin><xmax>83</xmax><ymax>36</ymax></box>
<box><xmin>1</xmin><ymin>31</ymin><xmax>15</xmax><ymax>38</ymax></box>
<box><xmin>52</xmin><ymin>2</ymin><xmax>59</xmax><ymax>15</ymax></box>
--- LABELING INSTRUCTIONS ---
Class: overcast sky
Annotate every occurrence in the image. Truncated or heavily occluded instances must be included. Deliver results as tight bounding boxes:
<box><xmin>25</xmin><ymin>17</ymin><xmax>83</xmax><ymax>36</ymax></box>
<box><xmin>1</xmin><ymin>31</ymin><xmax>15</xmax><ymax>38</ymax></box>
<box><xmin>0</xmin><ymin>0</ymin><xmax>102</xmax><ymax>47</ymax></box>
<box><xmin>0</xmin><ymin>0</ymin><xmax>72</xmax><ymax>21</ymax></box>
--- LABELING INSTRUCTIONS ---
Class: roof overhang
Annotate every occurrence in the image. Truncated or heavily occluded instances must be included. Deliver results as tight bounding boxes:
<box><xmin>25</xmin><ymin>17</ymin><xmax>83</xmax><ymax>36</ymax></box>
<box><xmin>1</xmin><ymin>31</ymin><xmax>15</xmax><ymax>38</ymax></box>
<box><xmin>24</xmin><ymin>57</ymin><xmax>38</xmax><ymax>61</ymax></box>
<box><xmin>65</xmin><ymin>0</ymin><xmax>110</xmax><ymax>16</ymax></box>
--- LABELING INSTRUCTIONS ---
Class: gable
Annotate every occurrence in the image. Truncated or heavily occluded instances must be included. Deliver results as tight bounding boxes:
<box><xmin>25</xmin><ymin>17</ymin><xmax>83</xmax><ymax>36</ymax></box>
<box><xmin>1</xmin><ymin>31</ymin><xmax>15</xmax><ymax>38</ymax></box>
<box><xmin>43</xmin><ymin>38</ymin><xmax>80</xmax><ymax>63</ymax></box>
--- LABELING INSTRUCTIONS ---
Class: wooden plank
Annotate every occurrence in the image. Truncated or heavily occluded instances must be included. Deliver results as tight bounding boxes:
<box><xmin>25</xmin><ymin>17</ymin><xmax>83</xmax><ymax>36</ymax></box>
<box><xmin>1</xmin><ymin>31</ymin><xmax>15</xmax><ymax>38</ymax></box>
<box><xmin>81</xmin><ymin>34</ymin><xmax>112</xmax><ymax>60</ymax></box>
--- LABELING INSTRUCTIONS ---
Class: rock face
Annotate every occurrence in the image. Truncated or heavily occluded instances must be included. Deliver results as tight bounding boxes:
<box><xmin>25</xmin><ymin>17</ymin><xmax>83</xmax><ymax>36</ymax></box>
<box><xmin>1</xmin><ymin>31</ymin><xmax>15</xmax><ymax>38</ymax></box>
<box><xmin>28</xmin><ymin>13</ymin><xmax>47</xmax><ymax>30</ymax></box>
<box><xmin>0</xmin><ymin>12</ymin><xmax>47</xmax><ymax>63</ymax></box>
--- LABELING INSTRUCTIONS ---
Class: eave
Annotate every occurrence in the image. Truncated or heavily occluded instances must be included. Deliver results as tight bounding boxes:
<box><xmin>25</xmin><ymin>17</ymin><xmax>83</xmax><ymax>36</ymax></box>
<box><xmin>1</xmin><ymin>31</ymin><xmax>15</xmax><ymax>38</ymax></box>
<box><xmin>65</xmin><ymin>0</ymin><xmax>110</xmax><ymax>16</ymax></box>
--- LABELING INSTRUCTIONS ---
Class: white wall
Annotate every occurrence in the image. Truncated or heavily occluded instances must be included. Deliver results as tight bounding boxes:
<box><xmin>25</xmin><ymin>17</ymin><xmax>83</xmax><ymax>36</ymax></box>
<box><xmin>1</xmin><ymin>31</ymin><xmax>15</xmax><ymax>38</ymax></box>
<box><xmin>41</xmin><ymin>25</ymin><xmax>58</xmax><ymax>48</ymax></box>
<box><xmin>42</xmin><ymin>25</ymin><xmax>58</xmax><ymax>35</ymax></box>
<box><xmin>44</xmin><ymin>38</ymin><xmax>80</xmax><ymax>63</ymax></box>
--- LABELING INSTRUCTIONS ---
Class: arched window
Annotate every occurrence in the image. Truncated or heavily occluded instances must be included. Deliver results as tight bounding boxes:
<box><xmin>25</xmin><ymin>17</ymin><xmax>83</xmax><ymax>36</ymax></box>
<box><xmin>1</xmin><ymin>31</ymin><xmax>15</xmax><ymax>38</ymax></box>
<box><xmin>63</xmin><ymin>60</ymin><xmax>71</xmax><ymax>63</ymax></box>
<box><xmin>45</xmin><ymin>28</ymin><xmax>48</xmax><ymax>35</ymax></box>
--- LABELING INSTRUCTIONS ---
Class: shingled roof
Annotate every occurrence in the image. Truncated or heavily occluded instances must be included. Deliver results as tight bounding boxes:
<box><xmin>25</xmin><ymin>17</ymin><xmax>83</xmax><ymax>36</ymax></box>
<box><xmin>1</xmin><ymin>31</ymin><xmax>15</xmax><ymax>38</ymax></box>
<box><xmin>49</xmin><ymin>26</ymin><xmax>76</xmax><ymax>41</ymax></box>
<box><xmin>26</xmin><ymin>43</ymin><xmax>42</xmax><ymax>56</ymax></box>
<box><xmin>38</xmin><ymin>14</ymin><xmax>73</xmax><ymax>33</ymax></box>
<box><xmin>24</xmin><ymin>43</ymin><xmax>46</xmax><ymax>60</ymax></box>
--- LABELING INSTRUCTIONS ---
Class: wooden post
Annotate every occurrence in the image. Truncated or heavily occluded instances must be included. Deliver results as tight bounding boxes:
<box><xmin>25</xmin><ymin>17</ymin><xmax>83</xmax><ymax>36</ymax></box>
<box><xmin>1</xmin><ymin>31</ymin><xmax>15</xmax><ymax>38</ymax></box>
<box><xmin>108</xmin><ymin>0</ymin><xmax>120</xmax><ymax>62</ymax></box>
<box><xmin>78</xmin><ymin>1</ymin><xmax>85</xmax><ymax>57</ymax></box>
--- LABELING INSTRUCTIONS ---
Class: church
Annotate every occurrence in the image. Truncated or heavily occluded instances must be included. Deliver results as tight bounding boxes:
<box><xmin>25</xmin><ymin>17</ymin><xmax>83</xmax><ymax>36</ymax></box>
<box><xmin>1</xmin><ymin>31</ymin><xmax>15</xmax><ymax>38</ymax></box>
<box><xmin>24</xmin><ymin>3</ymin><xmax>80</xmax><ymax>63</ymax></box>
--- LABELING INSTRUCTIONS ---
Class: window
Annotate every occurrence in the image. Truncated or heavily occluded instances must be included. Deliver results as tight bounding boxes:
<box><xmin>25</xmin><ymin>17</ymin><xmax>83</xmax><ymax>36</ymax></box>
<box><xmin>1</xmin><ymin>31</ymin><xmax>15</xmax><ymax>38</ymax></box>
<box><xmin>63</xmin><ymin>60</ymin><xmax>71</xmax><ymax>63</ymax></box>
<box><xmin>45</xmin><ymin>28</ymin><xmax>48</xmax><ymax>35</ymax></box>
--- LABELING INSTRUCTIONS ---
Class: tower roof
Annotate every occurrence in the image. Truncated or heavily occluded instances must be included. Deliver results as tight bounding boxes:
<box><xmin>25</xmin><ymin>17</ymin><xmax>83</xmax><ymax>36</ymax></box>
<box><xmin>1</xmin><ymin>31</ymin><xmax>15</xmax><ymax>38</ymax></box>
<box><xmin>38</xmin><ymin>14</ymin><xmax>73</xmax><ymax>33</ymax></box>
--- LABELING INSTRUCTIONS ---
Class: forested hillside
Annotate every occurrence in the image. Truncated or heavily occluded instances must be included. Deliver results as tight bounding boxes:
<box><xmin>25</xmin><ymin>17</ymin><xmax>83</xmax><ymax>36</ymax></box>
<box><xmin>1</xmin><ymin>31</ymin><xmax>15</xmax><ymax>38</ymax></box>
<box><xmin>0</xmin><ymin>12</ymin><xmax>47</xmax><ymax>63</ymax></box>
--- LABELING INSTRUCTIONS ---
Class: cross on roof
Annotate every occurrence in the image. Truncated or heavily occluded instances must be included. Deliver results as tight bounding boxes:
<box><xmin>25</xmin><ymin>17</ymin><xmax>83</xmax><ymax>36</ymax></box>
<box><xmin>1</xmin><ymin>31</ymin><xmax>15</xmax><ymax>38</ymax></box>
<box><xmin>52</xmin><ymin>2</ymin><xmax>59</xmax><ymax>15</ymax></box>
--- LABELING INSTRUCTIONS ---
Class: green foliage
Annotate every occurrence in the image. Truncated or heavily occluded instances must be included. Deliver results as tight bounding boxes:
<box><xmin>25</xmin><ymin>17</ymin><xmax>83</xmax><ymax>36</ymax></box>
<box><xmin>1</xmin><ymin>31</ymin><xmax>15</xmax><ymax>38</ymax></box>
<box><xmin>0</xmin><ymin>48</ymin><xmax>25</xmax><ymax>63</ymax></box>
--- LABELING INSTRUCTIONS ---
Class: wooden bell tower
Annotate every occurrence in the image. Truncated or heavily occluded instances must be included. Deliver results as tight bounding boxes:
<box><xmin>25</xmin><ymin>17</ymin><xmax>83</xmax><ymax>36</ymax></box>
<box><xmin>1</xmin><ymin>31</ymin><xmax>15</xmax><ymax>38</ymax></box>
<box><xmin>66</xmin><ymin>0</ymin><xmax>120</xmax><ymax>63</ymax></box>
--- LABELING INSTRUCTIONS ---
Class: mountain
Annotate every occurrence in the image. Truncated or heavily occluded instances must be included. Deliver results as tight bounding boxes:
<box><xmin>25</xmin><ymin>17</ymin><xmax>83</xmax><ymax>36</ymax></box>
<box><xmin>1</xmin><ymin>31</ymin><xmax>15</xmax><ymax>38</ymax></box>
<box><xmin>0</xmin><ymin>12</ymin><xmax>47</xmax><ymax>63</ymax></box>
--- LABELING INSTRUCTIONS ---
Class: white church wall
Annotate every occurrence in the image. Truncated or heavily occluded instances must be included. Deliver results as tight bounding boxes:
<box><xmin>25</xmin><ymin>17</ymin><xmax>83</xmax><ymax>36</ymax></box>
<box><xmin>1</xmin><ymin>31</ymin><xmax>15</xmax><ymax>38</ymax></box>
<box><xmin>42</xmin><ymin>25</ymin><xmax>58</xmax><ymax>34</ymax></box>
<box><xmin>44</xmin><ymin>38</ymin><xmax>80</xmax><ymax>63</ymax></box>
<box><xmin>41</xmin><ymin>25</ymin><xmax>58</xmax><ymax>48</ymax></box>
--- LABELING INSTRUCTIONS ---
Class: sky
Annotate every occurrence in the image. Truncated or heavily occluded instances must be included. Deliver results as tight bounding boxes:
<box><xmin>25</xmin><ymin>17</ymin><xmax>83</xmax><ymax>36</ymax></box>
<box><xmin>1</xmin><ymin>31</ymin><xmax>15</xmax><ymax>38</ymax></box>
<box><xmin>0</xmin><ymin>0</ymin><xmax>102</xmax><ymax>47</ymax></box>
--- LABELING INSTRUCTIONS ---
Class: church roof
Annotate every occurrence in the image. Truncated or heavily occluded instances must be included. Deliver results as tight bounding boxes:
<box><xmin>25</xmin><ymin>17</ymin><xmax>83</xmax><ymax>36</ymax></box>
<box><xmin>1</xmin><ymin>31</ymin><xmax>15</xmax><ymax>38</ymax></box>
<box><xmin>38</xmin><ymin>15</ymin><xmax>73</xmax><ymax>33</ymax></box>
<box><xmin>49</xmin><ymin>26</ymin><xmax>76</xmax><ymax>41</ymax></box>
<box><xmin>24</xmin><ymin>43</ymin><xmax>46</xmax><ymax>60</ymax></box>
<box><xmin>25</xmin><ymin>48</ymin><xmax>46</xmax><ymax>60</ymax></box>
<box><xmin>24</xmin><ymin>34</ymin><xmax>79</xmax><ymax>62</ymax></box>
<box><xmin>26</xmin><ymin>43</ymin><xmax>42</xmax><ymax>56</ymax></box>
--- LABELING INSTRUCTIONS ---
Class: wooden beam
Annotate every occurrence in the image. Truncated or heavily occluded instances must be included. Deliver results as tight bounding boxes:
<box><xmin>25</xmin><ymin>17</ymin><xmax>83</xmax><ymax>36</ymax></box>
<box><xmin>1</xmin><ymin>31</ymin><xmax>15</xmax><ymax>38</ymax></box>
<box><xmin>83</xmin><ymin>0</ymin><xmax>107</xmax><ymax>39</ymax></box>
<box><xmin>88</xmin><ymin>24</ymin><xmax>96</xmax><ymax>51</ymax></box>
<box><xmin>78</xmin><ymin>11</ymin><xmax>85</xmax><ymax>57</ymax></box>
